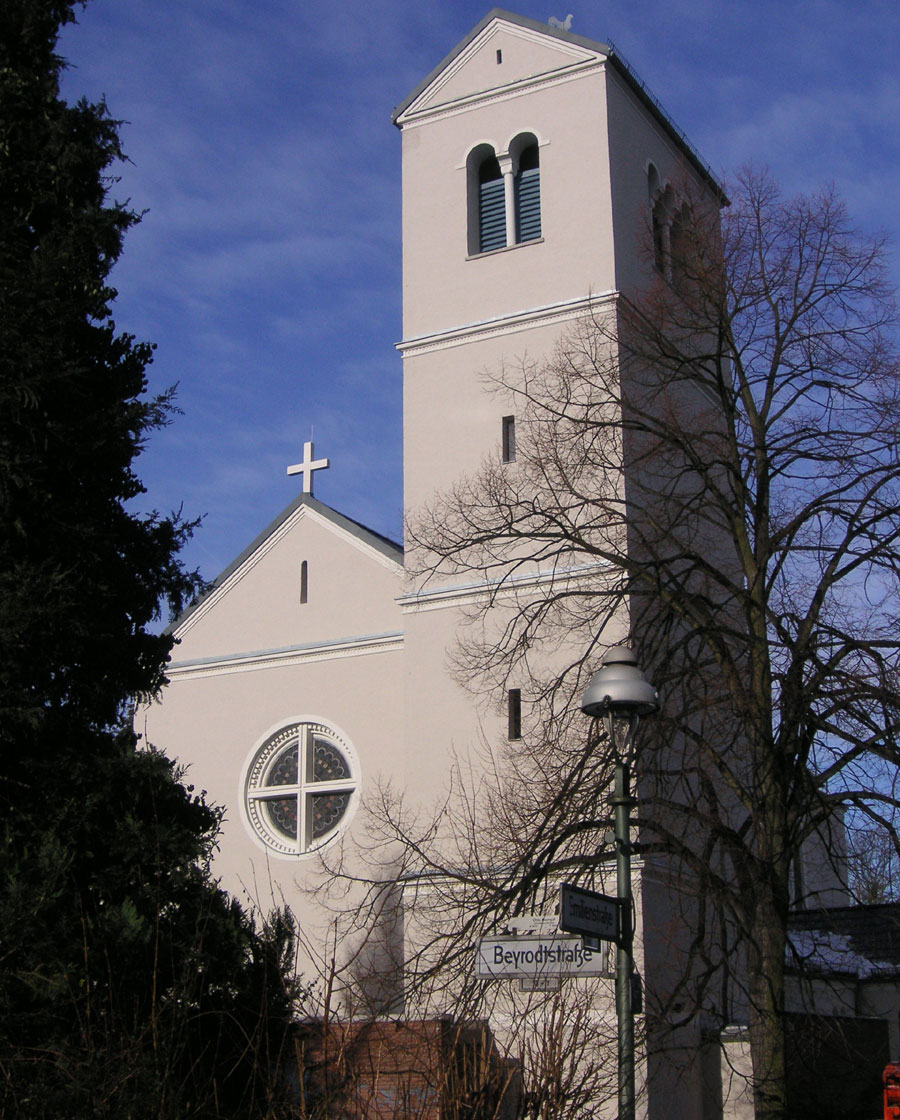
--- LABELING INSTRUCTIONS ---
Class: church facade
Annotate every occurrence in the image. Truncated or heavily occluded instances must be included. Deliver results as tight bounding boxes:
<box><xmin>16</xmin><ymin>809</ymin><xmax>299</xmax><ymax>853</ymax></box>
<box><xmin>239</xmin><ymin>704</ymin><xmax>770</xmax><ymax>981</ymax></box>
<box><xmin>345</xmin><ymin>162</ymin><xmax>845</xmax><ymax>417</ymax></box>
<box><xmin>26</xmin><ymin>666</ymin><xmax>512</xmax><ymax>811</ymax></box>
<box><xmin>141</xmin><ymin>11</ymin><xmax>900</xmax><ymax>1119</ymax></box>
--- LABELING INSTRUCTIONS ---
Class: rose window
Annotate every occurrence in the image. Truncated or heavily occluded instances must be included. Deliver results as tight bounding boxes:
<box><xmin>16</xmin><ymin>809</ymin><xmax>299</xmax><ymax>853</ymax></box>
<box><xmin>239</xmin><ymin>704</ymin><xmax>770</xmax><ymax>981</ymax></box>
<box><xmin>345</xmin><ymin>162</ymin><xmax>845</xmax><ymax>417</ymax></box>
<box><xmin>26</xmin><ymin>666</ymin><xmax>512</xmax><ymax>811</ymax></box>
<box><xmin>244</xmin><ymin>722</ymin><xmax>357</xmax><ymax>856</ymax></box>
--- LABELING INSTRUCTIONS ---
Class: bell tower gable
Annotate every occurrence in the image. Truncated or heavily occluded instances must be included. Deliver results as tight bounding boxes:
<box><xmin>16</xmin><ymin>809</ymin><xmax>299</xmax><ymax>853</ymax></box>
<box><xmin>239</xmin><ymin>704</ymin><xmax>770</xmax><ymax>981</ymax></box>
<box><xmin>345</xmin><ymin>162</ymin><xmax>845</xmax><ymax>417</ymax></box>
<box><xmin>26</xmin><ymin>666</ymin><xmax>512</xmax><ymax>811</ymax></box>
<box><xmin>393</xmin><ymin>12</ymin><xmax>607</xmax><ymax>127</ymax></box>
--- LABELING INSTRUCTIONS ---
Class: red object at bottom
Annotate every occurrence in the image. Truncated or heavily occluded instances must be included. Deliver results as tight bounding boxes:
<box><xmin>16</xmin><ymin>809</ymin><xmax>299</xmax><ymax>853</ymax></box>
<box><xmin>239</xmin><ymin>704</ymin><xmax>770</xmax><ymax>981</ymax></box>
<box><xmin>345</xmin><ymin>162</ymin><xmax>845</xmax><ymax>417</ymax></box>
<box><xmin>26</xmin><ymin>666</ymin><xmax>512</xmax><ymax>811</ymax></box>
<box><xmin>883</xmin><ymin>1062</ymin><xmax>900</xmax><ymax>1119</ymax></box>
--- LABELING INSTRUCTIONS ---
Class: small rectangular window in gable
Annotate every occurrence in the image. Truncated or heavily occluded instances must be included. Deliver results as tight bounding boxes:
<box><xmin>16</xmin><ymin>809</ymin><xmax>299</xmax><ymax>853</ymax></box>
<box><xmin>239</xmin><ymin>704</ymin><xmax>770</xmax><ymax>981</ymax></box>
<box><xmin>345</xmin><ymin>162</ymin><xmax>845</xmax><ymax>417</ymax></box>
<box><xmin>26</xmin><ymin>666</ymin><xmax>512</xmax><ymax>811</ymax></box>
<box><xmin>300</xmin><ymin>560</ymin><xmax>308</xmax><ymax>604</ymax></box>
<box><xmin>502</xmin><ymin>416</ymin><xmax>516</xmax><ymax>463</ymax></box>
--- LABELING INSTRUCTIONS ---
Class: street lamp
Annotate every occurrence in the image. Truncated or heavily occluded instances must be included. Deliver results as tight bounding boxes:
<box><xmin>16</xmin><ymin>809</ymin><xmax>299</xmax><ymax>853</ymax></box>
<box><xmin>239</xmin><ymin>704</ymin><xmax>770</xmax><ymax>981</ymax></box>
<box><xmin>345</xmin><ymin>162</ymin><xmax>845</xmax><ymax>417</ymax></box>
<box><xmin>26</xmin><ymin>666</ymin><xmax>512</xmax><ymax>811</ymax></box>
<box><xmin>581</xmin><ymin>646</ymin><xmax>658</xmax><ymax>1120</ymax></box>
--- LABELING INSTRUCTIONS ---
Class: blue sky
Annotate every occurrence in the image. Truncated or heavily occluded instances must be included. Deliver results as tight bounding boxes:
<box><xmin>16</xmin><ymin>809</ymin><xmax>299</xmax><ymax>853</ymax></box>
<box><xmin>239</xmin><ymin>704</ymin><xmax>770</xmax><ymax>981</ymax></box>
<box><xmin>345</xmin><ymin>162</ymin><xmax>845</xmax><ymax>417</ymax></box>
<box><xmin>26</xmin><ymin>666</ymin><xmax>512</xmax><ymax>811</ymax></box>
<box><xmin>58</xmin><ymin>1</ymin><xmax>900</xmax><ymax>593</ymax></box>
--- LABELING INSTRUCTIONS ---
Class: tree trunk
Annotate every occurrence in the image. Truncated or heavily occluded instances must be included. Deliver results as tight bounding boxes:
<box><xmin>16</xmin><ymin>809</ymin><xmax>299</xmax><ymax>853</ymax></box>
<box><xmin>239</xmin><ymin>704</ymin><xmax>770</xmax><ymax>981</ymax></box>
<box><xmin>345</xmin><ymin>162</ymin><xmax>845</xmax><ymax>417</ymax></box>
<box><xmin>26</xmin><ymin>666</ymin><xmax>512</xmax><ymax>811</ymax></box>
<box><xmin>747</xmin><ymin>889</ymin><xmax>787</xmax><ymax>1119</ymax></box>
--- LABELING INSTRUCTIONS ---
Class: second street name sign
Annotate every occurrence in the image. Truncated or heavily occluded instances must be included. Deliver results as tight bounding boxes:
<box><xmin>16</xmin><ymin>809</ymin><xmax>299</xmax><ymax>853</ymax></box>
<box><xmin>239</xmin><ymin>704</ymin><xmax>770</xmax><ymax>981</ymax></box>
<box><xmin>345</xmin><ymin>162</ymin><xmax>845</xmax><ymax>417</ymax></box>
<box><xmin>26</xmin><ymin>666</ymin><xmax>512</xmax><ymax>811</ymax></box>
<box><xmin>559</xmin><ymin>882</ymin><xmax>622</xmax><ymax>945</ymax></box>
<box><xmin>476</xmin><ymin>935</ymin><xmax>607</xmax><ymax>978</ymax></box>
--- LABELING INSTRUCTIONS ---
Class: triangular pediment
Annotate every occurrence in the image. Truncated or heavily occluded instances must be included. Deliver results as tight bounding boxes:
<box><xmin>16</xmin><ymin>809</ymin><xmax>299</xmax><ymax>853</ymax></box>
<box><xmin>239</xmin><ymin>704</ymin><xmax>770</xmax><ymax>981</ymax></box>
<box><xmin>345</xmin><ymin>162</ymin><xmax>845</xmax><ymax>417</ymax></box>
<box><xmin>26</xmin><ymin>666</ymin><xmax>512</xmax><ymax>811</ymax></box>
<box><xmin>394</xmin><ymin>11</ymin><xmax>607</xmax><ymax>125</ymax></box>
<box><xmin>170</xmin><ymin>496</ymin><xmax>404</xmax><ymax>665</ymax></box>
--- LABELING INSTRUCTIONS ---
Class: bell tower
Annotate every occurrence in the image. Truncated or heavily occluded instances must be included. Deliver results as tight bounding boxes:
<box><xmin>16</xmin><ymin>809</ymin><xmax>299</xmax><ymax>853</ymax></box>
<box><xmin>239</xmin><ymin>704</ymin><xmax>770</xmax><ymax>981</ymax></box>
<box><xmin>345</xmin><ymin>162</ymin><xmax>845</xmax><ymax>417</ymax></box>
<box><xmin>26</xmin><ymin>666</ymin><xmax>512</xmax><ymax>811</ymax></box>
<box><xmin>392</xmin><ymin>10</ymin><xmax>721</xmax><ymax>777</ymax></box>
<box><xmin>392</xmin><ymin>17</ymin><xmax>729</xmax><ymax>1119</ymax></box>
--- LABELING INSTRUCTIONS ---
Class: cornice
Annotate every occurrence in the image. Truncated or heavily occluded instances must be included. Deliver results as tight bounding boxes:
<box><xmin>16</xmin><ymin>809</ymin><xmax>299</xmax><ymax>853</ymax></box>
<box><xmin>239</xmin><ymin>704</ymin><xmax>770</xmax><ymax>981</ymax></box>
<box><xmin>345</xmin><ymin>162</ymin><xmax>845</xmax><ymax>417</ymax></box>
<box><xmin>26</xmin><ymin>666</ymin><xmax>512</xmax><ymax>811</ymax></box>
<box><xmin>399</xmin><ymin>561</ymin><xmax>613</xmax><ymax>614</ymax></box>
<box><xmin>166</xmin><ymin>631</ymin><xmax>404</xmax><ymax>681</ymax></box>
<box><xmin>397</xmin><ymin>291</ymin><xmax>617</xmax><ymax>358</ymax></box>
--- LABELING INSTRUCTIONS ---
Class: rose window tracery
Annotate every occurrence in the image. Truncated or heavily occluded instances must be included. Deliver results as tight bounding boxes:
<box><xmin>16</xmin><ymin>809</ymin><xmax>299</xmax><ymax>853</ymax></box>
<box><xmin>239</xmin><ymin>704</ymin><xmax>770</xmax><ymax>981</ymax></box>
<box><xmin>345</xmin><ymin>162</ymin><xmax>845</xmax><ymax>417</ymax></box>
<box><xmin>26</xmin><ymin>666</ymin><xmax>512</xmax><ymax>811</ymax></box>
<box><xmin>244</xmin><ymin>722</ymin><xmax>357</xmax><ymax>856</ymax></box>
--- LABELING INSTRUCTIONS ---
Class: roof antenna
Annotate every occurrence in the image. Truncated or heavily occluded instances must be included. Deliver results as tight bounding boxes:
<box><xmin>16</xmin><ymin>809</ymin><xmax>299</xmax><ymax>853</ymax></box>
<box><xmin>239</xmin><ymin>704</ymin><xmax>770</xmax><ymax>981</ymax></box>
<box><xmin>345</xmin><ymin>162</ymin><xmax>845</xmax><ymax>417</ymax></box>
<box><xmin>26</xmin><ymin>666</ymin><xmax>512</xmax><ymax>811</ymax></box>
<box><xmin>548</xmin><ymin>14</ymin><xmax>573</xmax><ymax>31</ymax></box>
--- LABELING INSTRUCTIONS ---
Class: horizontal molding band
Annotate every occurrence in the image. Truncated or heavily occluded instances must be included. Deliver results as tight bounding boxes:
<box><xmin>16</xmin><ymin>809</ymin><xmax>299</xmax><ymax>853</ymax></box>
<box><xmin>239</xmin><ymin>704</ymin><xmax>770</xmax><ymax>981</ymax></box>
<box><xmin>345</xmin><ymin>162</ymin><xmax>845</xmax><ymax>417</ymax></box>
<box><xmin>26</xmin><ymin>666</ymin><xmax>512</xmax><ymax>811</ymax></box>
<box><xmin>397</xmin><ymin>291</ymin><xmax>617</xmax><ymax>358</ymax></box>
<box><xmin>167</xmin><ymin>631</ymin><xmax>404</xmax><ymax>680</ymax></box>
<box><xmin>399</xmin><ymin>561</ymin><xmax>612</xmax><ymax>613</ymax></box>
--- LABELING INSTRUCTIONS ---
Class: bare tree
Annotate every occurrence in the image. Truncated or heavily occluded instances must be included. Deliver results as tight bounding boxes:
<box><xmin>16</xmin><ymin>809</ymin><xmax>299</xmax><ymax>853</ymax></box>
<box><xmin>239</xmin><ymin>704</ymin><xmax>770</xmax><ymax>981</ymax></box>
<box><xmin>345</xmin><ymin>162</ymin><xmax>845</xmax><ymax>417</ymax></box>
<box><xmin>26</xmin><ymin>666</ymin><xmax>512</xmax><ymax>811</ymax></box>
<box><xmin>304</xmin><ymin>780</ymin><xmax>624</xmax><ymax>1118</ymax></box>
<box><xmin>846</xmin><ymin>815</ymin><xmax>900</xmax><ymax>904</ymax></box>
<box><xmin>393</xmin><ymin>168</ymin><xmax>900</xmax><ymax>1119</ymax></box>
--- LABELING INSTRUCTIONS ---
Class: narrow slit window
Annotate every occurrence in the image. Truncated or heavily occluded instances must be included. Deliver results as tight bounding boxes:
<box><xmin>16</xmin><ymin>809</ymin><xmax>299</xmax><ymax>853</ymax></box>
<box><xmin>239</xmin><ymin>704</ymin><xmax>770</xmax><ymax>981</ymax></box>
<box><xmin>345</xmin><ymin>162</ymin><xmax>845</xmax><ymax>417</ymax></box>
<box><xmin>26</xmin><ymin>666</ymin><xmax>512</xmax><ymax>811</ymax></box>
<box><xmin>496</xmin><ymin>49</ymin><xmax>502</xmax><ymax>64</ymax></box>
<box><xmin>300</xmin><ymin>560</ymin><xmax>308</xmax><ymax>604</ymax></box>
<box><xmin>508</xmin><ymin>688</ymin><xmax>522</xmax><ymax>740</ymax></box>
<box><xmin>502</xmin><ymin>415</ymin><xmax>516</xmax><ymax>463</ymax></box>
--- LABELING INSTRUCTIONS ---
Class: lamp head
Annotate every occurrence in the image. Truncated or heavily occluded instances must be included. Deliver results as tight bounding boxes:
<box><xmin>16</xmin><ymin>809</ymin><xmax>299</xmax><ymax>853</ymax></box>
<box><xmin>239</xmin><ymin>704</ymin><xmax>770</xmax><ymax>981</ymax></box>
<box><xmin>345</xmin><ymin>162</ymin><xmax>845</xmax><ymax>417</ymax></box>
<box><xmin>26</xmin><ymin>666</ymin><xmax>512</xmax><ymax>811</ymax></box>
<box><xmin>580</xmin><ymin>646</ymin><xmax>659</xmax><ymax>719</ymax></box>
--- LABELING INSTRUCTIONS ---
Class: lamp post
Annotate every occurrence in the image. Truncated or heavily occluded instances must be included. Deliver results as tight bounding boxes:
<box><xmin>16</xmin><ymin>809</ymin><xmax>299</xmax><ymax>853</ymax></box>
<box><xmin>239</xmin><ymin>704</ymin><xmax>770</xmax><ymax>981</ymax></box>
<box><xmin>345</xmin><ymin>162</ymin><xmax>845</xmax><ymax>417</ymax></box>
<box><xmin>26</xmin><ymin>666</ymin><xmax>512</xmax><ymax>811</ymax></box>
<box><xmin>581</xmin><ymin>646</ymin><xmax>658</xmax><ymax>1120</ymax></box>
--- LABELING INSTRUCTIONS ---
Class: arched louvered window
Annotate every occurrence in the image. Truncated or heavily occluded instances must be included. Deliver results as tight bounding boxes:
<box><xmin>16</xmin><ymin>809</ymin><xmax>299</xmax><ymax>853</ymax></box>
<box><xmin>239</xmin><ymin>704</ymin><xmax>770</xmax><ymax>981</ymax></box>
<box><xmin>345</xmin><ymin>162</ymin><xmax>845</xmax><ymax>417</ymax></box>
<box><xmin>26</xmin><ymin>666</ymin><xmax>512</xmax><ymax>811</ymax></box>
<box><xmin>478</xmin><ymin>153</ymin><xmax>506</xmax><ymax>252</ymax></box>
<box><xmin>466</xmin><ymin>136</ymin><xmax>542</xmax><ymax>256</ymax></box>
<box><xmin>647</xmin><ymin>162</ymin><xmax>661</xmax><ymax>203</ymax></box>
<box><xmin>467</xmin><ymin>144</ymin><xmax>506</xmax><ymax>255</ymax></box>
<box><xmin>514</xmin><ymin>142</ymin><xmax>541</xmax><ymax>242</ymax></box>
<box><xmin>649</xmin><ymin>180</ymin><xmax>694</xmax><ymax>293</ymax></box>
<box><xmin>652</xmin><ymin>184</ymin><xmax>674</xmax><ymax>276</ymax></box>
<box><xmin>647</xmin><ymin>163</ymin><xmax>665</xmax><ymax>272</ymax></box>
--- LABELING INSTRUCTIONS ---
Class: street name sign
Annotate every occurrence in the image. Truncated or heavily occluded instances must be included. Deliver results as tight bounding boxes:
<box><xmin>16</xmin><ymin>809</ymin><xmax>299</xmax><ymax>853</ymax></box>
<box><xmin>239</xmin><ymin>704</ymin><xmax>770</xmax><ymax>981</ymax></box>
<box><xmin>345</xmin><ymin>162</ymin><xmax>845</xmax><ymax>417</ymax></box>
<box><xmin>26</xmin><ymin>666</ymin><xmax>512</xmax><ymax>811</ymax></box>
<box><xmin>559</xmin><ymin>882</ymin><xmax>621</xmax><ymax>945</ymax></box>
<box><xmin>476</xmin><ymin>935</ymin><xmax>607</xmax><ymax>979</ymax></box>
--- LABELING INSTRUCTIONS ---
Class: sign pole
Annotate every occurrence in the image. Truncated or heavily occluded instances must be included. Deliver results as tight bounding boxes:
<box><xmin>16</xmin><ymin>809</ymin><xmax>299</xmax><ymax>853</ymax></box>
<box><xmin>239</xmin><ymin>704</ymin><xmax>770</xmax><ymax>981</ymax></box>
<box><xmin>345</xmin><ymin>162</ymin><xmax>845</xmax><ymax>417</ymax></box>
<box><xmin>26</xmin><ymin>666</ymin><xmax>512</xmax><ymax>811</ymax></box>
<box><xmin>613</xmin><ymin>755</ymin><xmax>635</xmax><ymax>1120</ymax></box>
<box><xmin>581</xmin><ymin>648</ymin><xmax>658</xmax><ymax>1120</ymax></box>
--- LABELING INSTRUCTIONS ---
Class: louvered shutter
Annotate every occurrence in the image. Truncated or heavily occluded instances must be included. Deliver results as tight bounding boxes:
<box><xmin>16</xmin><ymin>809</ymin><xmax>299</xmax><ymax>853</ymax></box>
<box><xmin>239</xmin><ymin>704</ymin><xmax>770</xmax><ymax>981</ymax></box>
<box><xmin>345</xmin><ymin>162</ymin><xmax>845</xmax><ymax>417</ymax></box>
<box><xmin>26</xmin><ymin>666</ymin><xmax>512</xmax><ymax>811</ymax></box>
<box><xmin>479</xmin><ymin>177</ymin><xmax>506</xmax><ymax>252</ymax></box>
<box><xmin>515</xmin><ymin>166</ymin><xmax>541</xmax><ymax>242</ymax></box>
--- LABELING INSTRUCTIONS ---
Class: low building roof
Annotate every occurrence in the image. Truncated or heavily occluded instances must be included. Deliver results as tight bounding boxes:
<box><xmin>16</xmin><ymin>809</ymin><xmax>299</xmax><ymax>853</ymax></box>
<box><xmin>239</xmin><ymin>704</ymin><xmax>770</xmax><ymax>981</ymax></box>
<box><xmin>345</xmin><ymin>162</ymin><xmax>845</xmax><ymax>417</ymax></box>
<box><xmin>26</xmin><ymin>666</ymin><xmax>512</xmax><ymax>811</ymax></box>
<box><xmin>788</xmin><ymin>903</ymin><xmax>900</xmax><ymax>978</ymax></box>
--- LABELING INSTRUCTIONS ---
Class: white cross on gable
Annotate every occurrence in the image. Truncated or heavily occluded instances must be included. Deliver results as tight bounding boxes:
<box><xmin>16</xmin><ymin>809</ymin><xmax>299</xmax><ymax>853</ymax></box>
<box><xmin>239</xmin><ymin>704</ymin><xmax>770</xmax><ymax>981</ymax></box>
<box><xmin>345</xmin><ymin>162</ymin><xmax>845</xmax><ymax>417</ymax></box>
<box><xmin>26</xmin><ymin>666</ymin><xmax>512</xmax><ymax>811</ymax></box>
<box><xmin>287</xmin><ymin>440</ymin><xmax>330</xmax><ymax>495</ymax></box>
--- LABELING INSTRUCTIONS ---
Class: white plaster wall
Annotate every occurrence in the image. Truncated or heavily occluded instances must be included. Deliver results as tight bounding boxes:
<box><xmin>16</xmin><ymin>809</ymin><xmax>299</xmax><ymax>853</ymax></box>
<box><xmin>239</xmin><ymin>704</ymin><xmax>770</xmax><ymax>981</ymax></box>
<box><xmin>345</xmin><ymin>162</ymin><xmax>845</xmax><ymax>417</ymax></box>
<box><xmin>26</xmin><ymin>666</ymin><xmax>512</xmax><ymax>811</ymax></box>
<box><xmin>399</xmin><ymin>600</ymin><xmax>500</xmax><ymax>796</ymax></box>
<box><xmin>402</xmin><ymin>317</ymin><xmax>568</xmax><ymax>521</ymax></box>
<box><xmin>718</xmin><ymin>1030</ymin><xmax>755</xmax><ymax>1120</ymax></box>
<box><xmin>141</xmin><ymin>646</ymin><xmax>405</xmax><ymax>912</ymax></box>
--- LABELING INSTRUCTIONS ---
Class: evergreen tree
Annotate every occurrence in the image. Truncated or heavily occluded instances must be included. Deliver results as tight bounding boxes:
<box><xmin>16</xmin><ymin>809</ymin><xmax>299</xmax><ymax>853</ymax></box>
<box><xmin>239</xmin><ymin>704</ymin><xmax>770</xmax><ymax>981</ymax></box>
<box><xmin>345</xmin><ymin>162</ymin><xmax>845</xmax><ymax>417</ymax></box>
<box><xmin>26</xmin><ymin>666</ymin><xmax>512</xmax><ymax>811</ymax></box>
<box><xmin>0</xmin><ymin>4</ymin><xmax>297</xmax><ymax>1114</ymax></box>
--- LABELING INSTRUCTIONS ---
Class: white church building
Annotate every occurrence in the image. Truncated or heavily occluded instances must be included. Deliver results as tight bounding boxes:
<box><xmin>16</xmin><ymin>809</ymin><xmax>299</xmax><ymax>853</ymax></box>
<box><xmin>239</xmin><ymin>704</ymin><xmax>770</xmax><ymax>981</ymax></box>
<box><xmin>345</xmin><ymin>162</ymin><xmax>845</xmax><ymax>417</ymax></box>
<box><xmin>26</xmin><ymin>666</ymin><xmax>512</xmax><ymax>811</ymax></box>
<box><xmin>141</xmin><ymin>11</ymin><xmax>900</xmax><ymax>1119</ymax></box>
